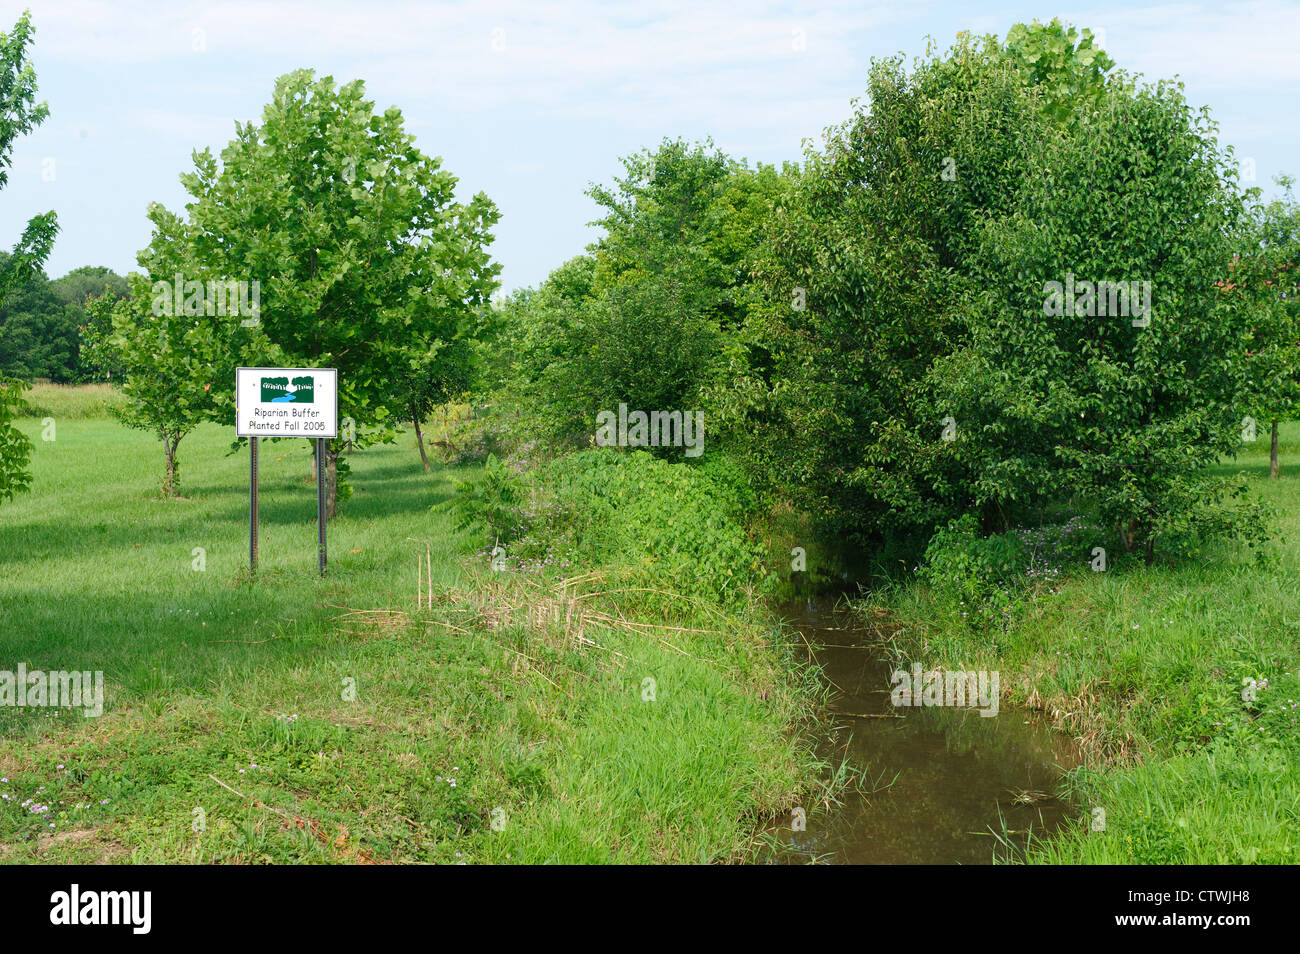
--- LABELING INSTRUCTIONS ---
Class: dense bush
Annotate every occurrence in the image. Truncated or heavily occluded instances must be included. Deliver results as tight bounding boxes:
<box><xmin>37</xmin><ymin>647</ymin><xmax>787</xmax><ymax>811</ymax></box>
<box><xmin>917</xmin><ymin>514</ymin><xmax>1097</xmax><ymax>630</ymax></box>
<box><xmin>449</xmin><ymin>449</ymin><xmax>775</xmax><ymax>603</ymax></box>
<box><xmin>724</xmin><ymin>23</ymin><xmax>1272</xmax><ymax>561</ymax></box>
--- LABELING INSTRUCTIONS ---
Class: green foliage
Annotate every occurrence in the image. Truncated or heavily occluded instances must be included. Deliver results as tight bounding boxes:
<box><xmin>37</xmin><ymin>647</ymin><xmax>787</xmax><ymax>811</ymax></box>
<box><xmin>139</xmin><ymin>69</ymin><xmax>499</xmax><ymax>509</ymax></box>
<box><xmin>1232</xmin><ymin>176</ymin><xmax>1300</xmax><ymax>435</ymax></box>
<box><xmin>730</xmin><ymin>34</ymin><xmax>1045</xmax><ymax>538</ymax></box>
<box><xmin>448</xmin><ymin>452</ymin><xmax>522</xmax><ymax>541</ymax></box>
<box><xmin>449</xmin><ymin>450</ymin><xmax>774</xmax><ymax>603</ymax></box>
<box><xmin>0</xmin><ymin>255</ymin><xmax>79</xmax><ymax>381</ymax></box>
<box><xmin>918</xmin><ymin>514</ymin><xmax>1095</xmax><ymax>631</ymax></box>
<box><xmin>0</xmin><ymin>375</ymin><xmax>31</xmax><ymax>502</ymax></box>
<box><xmin>0</xmin><ymin>10</ymin><xmax>55</xmax><ymax>501</ymax></box>
<box><xmin>84</xmin><ymin>269</ymin><xmax>249</xmax><ymax>495</ymax></box>
<box><xmin>494</xmin><ymin>141</ymin><xmax>794</xmax><ymax>450</ymax></box>
<box><xmin>48</xmin><ymin>265</ymin><xmax>130</xmax><ymax>309</ymax></box>
<box><xmin>0</xmin><ymin>11</ymin><xmax>57</xmax><ymax>308</ymax></box>
<box><xmin>1002</xmin><ymin>19</ymin><xmax>1115</xmax><ymax>125</ymax></box>
<box><xmin>949</xmin><ymin>78</ymin><xmax>1262</xmax><ymax>558</ymax></box>
<box><xmin>55</xmin><ymin>266</ymin><xmax>130</xmax><ymax>382</ymax></box>
<box><xmin>730</xmin><ymin>22</ymin><xmax>1265</xmax><ymax>561</ymax></box>
<box><xmin>0</xmin><ymin>259</ymin><xmax>129</xmax><ymax>383</ymax></box>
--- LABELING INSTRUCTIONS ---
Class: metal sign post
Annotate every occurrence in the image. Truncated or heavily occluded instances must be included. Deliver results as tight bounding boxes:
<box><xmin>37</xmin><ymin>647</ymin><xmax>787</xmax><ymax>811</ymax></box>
<box><xmin>250</xmin><ymin>436</ymin><xmax>259</xmax><ymax>572</ymax></box>
<box><xmin>236</xmin><ymin>367</ymin><xmax>339</xmax><ymax>576</ymax></box>
<box><xmin>316</xmin><ymin>438</ymin><xmax>327</xmax><ymax>577</ymax></box>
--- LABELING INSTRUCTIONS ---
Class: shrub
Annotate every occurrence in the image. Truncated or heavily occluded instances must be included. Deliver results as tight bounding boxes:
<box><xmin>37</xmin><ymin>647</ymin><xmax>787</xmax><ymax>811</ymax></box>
<box><xmin>448</xmin><ymin>449</ymin><xmax>775</xmax><ymax>604</ymax></box>
<box><xmin>918</xmin><ymin>514</ymin><xmax>1097</xmax><ymax>630</ymax></box>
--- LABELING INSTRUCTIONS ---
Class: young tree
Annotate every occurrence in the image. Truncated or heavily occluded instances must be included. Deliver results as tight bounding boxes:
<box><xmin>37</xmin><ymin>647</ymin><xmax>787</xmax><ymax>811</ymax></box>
<box><xmin>148</xmin><ymin>70</ymin><xmax>498</xmax><ymax>515</ymax></box>
<box><xmin>84</xmin><ymin>270</ymin><xmax>249</xmax><ymax>497</ymax></box>
<box><xmin>85</xmin><ymin>286</ymin><xmax>202</xmax><ymax>496</ymax></box>
<box><xmin>84</xmin><ymin>198</ymin><xmax>272</xmax><ymax>496</ymax></box>
<box><xmin>405</xmin><ymin>335</ymin><xmax>474</xmax><ymax>470</ymax></box>
<box><xmin>0</xmin><ymin>11</ymin><xmax>57</xmax><ymax>503</ymax></box>
<box><xmin>1232</xmin><ymin>177</ymin><xmax>1300</xmax><ymax>477</ymax></box>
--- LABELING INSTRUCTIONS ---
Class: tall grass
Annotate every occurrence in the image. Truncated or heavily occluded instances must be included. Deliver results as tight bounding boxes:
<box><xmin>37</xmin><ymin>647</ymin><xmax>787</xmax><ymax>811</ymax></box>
<box><xmin>15</xmin><ymin>382</ymin><xmax>128</xmax><ymax>420</ymax></box>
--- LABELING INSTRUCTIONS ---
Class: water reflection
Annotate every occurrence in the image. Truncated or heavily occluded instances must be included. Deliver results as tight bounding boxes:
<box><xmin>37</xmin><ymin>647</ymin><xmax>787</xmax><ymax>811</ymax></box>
<box><xmin>775</xmin><ymin>595</ymin><xmax>1079</xmax><ymax>865</ymax></box>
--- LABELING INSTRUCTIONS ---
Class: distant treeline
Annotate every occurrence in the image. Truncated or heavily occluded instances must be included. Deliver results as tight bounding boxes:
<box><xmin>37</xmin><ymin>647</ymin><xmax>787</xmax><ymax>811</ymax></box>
<box><xmin>0</xmin><ymin>254</ymin><xmax>128</xmax><ymax>382</ymax></box>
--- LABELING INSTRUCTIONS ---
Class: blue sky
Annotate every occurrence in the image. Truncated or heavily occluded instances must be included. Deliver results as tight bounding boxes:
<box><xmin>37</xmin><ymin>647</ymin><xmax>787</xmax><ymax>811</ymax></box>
<box><xmin>4</xmin><ymin>1</ymin><xmax>1298</xmax><ymax>293</ymax></box>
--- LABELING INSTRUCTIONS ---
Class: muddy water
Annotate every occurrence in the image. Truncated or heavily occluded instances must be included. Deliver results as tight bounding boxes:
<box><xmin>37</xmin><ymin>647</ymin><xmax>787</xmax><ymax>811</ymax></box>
<box><xmin>775</xmin><ymin>594</ymin><xmax>1079</xmax><ymax>864</ymax></box>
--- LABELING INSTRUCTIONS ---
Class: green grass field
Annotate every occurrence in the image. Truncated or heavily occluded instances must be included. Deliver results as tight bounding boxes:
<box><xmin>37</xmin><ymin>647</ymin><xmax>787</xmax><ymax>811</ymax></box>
<box><xmin>6</xmin><ymin>390</ymin><xmax>1297</xmax><ymax>864</ymax></box>
<box><xmin>0</xmin><ymin>411</ymin><xmax>820</xmax><ymax>863</ymax></box>
<box><xmin>865</xmin><ymin>424</ymin><xmax>1300</xmax><ymax>863</ymax></box>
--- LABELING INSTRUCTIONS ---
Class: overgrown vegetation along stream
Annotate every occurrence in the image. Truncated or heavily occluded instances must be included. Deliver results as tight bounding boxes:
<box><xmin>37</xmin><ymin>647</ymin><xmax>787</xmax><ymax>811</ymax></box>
<box><xmin>4</xmin><ymin>13</ymin><xmax>1299</xmax><ymax>867</ymax></box>
<box><xmin>1</xmin><ymin>415</ymin><xmax>835</xmax><ymax>864</ymax></box>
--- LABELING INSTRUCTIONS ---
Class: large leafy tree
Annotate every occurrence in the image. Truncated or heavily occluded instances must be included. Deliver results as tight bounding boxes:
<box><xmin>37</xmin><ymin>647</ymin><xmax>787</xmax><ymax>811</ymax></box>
<box><xmin>734</xmin><ymin>23</ymin><xmax>1260</xmax><ymax>560</ymax></box>
<box><xmin>0</xmin><ymin>10</ymin><xmax>57</xmax><ymax>503</ymax></box>
<box><xmin>506</xmin><ymin>139</ymin><xmax>792</xmax><ymax>449</ymax></box>
<box><xmin>942</xmin><ymin>79</ymin><xmax>1257</xmax><ymax>561</ymax></box>
<box><xmin>733</xmin><ymin>32</ymin><xmax>1050</xmax><ymax>539</ymax></box>
<box><xmin>157</xmin><ymin>69</ymin><xmax>499</xmax><ymax>514</ymax></box>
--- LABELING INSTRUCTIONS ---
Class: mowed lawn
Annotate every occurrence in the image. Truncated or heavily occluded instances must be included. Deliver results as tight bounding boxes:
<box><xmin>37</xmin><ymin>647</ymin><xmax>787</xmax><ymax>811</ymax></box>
<box><xmin>0</xmin><ymin>414</ymin><xmax>813</xmax><ymax>863</ymax></box>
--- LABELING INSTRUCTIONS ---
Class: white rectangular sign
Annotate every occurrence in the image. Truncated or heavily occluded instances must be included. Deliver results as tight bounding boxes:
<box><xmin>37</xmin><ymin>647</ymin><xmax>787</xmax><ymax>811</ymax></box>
<box><xmin>236</xmin><ymin>367</ymin><xmax>338</xmax><ymax>438</ymax></box>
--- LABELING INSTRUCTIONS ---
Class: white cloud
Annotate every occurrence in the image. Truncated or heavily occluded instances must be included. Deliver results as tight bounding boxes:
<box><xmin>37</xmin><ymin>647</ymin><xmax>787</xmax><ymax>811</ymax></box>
<box><xmin>13</xmin><ymin>1</ymin><xmax>913</xmax><ymax>117</ymax></box>
<box><xmin>1072</xmin><ymin>1</ymin><xmax>1300</xmax><ymax>88</ymax></box>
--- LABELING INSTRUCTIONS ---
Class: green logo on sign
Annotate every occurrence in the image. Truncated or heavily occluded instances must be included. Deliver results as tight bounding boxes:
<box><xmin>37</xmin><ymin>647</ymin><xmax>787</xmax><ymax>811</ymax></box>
<box><xmin>261</xmin><ymin>375</ymin><xmax>315</xmax><ymax>404</ymax></box>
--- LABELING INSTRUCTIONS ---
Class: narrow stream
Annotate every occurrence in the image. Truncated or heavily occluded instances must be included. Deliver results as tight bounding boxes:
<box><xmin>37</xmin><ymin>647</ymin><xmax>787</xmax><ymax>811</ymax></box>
<box><xmin>774</xmin><ymin>593</ymin><xmax>1080</xmax><ymax>864</ymax></box>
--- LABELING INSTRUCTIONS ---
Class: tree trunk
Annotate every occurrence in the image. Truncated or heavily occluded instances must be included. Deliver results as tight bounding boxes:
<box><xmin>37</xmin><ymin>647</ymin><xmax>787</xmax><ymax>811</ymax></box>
<box><xmin>1118</xmin><ymin>520</ymin><xmax>1136</xmax><ymax>553</ymax></box>
<box><xmin>325</xmin><ymin>443</ymin><xmax>339</xmax><ymax>519</ymax></box>
<box><xmin>310</xmin><ymin>440</ymin><xmax>318</xmax><ymax>483</ymax></box>
<box><xmin>161</xmin><ymin>432</ymin><xmax>181</xmax><ymax>497</ymax></box>
<box><xmin>413</xmin><ymin>415</ymin><xmax>430</xmax><ymax>471</ymax></box>
<box><xmin>979</xmin><ymin>499</ymin><xmax>1006</xmax><ymax>535</ymax></box>
<box><xmin>1270</xmin><ymin>420</ymin><xmax>1280</xmax><ymax>479</ymax></box>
